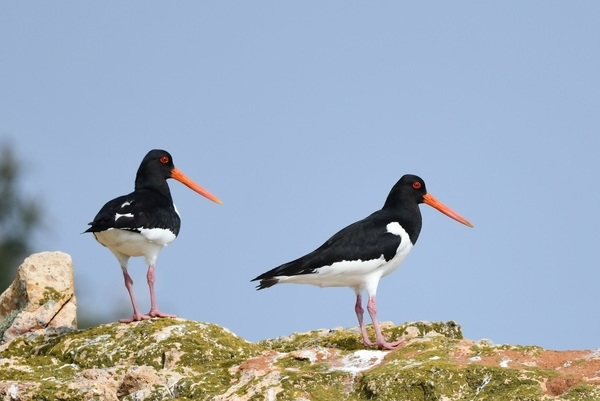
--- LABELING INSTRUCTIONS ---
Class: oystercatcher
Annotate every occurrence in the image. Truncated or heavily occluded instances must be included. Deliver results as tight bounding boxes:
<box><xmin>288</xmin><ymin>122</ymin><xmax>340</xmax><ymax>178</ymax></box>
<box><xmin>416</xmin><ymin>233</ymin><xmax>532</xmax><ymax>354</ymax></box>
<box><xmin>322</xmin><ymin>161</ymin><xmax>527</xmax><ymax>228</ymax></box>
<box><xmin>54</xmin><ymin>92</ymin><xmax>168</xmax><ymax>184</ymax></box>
<box><xmin>85</xmin><ymin>149</ymin><xmax>222</xmax><ymax>323</ymax></box>
<box><xmin>252</xmin><ymin>174</ymin><xmax>472</xmax><ymax>350</ymax></box>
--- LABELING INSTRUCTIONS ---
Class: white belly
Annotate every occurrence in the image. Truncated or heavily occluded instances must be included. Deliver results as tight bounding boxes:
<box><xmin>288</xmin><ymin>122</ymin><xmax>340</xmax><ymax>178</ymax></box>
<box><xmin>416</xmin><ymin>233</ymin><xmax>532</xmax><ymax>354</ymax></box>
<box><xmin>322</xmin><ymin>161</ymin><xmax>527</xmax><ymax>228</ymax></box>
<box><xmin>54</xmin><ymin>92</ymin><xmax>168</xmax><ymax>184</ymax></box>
<box><xmin>278</xmin><ymin>257</ymin><xmax>388</xmax><ymax>289</ymax></box>
<box><xmin>94</xmin><ymin>228</ymin><xmax>175</xmax><ymax>258</ymax></box>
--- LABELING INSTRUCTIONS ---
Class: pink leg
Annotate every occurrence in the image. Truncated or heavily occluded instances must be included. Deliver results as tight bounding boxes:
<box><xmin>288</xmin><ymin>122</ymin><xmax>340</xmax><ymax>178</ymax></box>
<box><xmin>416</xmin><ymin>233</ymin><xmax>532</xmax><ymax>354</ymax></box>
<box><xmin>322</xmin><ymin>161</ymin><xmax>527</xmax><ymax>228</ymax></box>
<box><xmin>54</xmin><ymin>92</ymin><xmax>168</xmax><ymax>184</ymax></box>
<box><xmin>355</xmin><ymin>294</ymin><xmax>376</xmax><ymax>347</ymax></box>
<box><xmin>120</xmin><ymin>270</ymin><xmax>151</xmax><ymax>323</ymax></box>
<box><xmin>366</xmin><ymin>296</ymin><xmax>404</xmax><ymax>350</ymax></box>
<box><xmin>146</xmin><ymin>265</ymin><xmax>176</xmax><ymax>319</ymax></box>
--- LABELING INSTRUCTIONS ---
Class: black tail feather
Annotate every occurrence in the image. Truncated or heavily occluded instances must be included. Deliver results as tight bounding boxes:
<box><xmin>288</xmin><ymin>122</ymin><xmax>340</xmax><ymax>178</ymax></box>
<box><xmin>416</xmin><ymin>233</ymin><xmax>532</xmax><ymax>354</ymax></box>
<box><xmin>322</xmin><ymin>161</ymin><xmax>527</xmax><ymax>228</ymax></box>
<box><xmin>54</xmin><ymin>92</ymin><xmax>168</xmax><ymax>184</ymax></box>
<box><xmin>252</xmin><ymin>277</ymin><xmax>279</xmax><ymax>290</ymax></box>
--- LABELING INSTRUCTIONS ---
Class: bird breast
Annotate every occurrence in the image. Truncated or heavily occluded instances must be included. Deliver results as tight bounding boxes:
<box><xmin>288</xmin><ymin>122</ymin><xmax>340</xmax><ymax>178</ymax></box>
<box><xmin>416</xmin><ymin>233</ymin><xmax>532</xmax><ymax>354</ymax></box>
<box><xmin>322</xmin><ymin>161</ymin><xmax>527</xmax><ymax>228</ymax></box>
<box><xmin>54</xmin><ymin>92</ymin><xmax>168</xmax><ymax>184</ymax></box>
<box><xmin>93</xmin><ymin>227</ymin><xmax>176</xmax><ymax>258</ymax></box>
<box><xmin>380</xmin><ymin>222</ymin><xmax>414</xmax><ymax>276</ymax></box>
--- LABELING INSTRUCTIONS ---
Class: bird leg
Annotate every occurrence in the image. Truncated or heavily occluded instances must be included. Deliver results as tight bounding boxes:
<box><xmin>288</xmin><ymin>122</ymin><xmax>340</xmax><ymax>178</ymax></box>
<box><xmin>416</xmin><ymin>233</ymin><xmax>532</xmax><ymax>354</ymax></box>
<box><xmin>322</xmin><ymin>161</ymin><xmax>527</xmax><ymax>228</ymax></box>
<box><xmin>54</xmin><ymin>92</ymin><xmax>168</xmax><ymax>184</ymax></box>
<box><xmin>146</xmin><ymin>265</ymin><xmax>177</xmax><ymax>319</ymax></box>
<box><xmin>366</xmin><ymin>296</ymin><xmax>404</xmax><ymax>350</ymax></box>
<box><xmin>120</xmin><ymin>270</ymin><xmax>151</xmax><ymax>323</ymax></box>
<box><xmin>355</xmin><ymin>294</ymin><xmax>377</xmax><ymax>347</ymax></box>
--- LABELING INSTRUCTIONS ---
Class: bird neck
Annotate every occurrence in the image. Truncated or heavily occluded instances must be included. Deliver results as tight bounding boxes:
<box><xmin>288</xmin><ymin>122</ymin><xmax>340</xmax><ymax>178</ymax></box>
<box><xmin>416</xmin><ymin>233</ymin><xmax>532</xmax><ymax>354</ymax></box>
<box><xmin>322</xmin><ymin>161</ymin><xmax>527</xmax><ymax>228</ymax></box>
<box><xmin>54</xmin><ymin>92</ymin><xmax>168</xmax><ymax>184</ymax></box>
<box><xmin>135</xmin><ymin>176</ymin><xmax>174</xmax><ymax>202</ymax></box>
<box><xmin>381</xmin><ymin>202</ymin><xmax>423</xmax><ymax>245</ymax></box>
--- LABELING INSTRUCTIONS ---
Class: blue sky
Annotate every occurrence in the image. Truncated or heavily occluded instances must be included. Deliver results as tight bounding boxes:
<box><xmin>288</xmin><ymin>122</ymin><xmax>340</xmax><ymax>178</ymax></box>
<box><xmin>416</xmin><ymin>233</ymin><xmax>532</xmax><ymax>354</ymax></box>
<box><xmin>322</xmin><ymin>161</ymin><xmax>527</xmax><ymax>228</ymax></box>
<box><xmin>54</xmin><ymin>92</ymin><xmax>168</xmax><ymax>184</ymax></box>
<box><xmin>1</xmin><ymin>2</ymin><xmax>599</xmax><ymax>350</ymax></box>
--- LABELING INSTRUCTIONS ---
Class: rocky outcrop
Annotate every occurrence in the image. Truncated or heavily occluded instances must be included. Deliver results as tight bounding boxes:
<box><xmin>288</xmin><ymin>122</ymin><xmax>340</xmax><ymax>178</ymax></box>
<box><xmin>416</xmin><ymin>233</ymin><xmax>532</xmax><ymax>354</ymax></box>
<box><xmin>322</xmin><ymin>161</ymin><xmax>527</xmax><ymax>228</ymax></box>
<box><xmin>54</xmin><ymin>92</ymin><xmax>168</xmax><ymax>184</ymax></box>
<box><xmin>0</xmin><ymin>319</ymin><xmax>599</xmax><ymax>400</ymax></box>
<box><xmin>1</xmin><ymin>253</ymin><xmax>600</xmax><ymax>400</ymax></box>
<box><xmin>0</xmin><ymin>252</ymin><xmax>77</xmax><ymax>343</ymax></box>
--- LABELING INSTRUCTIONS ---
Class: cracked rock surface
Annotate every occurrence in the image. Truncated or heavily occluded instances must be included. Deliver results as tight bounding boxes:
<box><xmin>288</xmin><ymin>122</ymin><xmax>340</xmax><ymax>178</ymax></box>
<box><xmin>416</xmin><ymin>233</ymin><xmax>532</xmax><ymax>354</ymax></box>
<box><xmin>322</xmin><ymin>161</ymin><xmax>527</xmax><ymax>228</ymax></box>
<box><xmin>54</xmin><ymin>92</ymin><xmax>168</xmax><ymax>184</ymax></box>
<box><xmin>0</xmin><ymin>251</ymin><xmax>77</xmax><ymax>343</ymax></box>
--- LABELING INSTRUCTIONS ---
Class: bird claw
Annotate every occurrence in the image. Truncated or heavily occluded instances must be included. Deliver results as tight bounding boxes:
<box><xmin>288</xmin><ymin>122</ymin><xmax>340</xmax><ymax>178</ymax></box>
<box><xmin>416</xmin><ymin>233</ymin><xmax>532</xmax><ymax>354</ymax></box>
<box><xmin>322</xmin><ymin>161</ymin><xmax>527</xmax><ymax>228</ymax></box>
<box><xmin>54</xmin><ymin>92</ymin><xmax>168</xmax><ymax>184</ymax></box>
<box><xmin>362</xmin><ymin>334</ymin><xmax>405</xmax><ymax>350</ymax></box>
<box><xmin>362</xmin><ymin>337</ymin><xmax>377</xmax><ymax>347</ymax></box>
<box><xmin>375</xmin><ymin>337</ymin><xmax>405</xmax><ymax>350</ymax></box>
<box><xmin>119</xmin><ymin>310</ymin><xmax>176</xmax><ymax>323</ymax></box>
<box><xmin>119</xmin><ymin>313</ymin><xmax>152</xmax><ymax>323</ymax></box>
<box><xmin>147</xmin><ymin>309</ymin><xmax>177</xmax><ymax>319</ymax></box>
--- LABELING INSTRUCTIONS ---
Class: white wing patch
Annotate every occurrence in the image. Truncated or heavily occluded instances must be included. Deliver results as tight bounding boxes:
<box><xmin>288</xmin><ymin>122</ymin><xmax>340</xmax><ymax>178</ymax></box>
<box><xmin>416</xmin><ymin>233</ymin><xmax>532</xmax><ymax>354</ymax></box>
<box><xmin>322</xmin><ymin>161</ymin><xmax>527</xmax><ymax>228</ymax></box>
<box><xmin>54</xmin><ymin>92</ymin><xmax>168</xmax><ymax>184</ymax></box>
<box><xmin>386</xmin><ymin>222</ymin><xmax>404</xmax><ymax>236</ymax></box>
<box><xmin>115</xmin><ymin>213</ymin><xmax>134</xmax><ymax>221</ymax></box>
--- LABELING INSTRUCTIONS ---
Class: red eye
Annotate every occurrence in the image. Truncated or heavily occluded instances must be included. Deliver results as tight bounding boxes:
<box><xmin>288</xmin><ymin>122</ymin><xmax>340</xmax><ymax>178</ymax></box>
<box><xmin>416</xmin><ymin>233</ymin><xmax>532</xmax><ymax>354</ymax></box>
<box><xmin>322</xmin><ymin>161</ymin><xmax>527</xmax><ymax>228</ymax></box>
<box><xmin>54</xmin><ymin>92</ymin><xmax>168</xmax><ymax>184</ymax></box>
<box><xmin>160</xmin><ymin>156</ymin><xmax>169</xmax><ymax>164</ymax></box>
<box><xmin>412</xmin><ymin>181</ymin><xmax>421</xmax><ymax>189</ymax></box>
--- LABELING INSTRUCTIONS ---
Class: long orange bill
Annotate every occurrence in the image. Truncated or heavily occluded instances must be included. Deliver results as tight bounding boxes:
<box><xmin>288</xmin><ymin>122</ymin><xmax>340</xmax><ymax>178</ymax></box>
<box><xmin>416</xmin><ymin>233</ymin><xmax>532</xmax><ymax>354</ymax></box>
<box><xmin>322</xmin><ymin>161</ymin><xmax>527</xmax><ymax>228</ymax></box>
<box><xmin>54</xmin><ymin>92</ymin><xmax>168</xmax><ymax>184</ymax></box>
<box><xmin>422</xmin><ymin>193</ymin><xmax>473</xmax><ymax>227</ymax></box>
<box><xmin>170</xmin><ymin>167</ymin><xmax>223</xmax><ymax>205</ymax></box>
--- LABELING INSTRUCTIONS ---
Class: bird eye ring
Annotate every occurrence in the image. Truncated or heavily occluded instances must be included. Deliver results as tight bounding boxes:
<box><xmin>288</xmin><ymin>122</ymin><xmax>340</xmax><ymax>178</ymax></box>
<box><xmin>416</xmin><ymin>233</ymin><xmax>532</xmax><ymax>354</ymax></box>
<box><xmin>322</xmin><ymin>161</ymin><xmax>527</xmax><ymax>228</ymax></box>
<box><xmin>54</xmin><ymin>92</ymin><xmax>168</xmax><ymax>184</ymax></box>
<box><xmin>412</xmin><ymin>182</ymin><xmax>421</xmax><ymax>189</ymax></box>
<box><xmin>160</xmin><ymin>156</ymin><xmax>169</xmax><ymax>164</ymax></box>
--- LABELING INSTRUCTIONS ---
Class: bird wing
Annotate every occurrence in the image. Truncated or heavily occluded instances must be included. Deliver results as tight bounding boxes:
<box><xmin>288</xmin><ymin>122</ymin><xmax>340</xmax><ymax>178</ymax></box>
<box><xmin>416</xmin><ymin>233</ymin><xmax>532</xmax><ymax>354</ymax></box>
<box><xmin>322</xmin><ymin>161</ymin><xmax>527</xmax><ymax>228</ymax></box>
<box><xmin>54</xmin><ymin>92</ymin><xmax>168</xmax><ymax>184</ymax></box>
<box><xmin>253</xmin><ymin>211</ymin><xmax>403</xmax><ymax>284</ymax></box>
<box><xmin>85</xmin><ymin>189</ymin><xmax>181</xmax><ymax>236</ymax></box>
<box><xmin>84</xmin><ymin>193</ymin><xmax>140</xmax><ymax>233</ymax></box>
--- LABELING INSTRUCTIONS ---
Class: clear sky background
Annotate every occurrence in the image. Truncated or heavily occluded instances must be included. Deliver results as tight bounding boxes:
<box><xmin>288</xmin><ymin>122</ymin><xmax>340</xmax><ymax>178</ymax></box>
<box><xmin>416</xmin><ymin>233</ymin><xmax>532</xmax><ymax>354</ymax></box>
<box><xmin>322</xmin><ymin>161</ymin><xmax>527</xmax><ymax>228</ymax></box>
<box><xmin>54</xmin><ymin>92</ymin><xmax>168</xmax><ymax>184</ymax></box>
<box><xmin>1</xmin><ymin>2</ymin><xmax>598</xmax><ymax>351</ymax></box>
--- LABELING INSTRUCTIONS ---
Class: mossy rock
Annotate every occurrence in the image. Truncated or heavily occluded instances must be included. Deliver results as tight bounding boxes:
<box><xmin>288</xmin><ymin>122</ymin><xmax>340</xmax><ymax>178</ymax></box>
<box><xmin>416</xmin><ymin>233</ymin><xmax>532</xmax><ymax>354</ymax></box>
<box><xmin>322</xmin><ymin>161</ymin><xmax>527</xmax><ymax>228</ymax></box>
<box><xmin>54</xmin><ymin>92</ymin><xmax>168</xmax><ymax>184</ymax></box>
<box><xmin>360</xmin><ymin>361</ymin><xmax>549</xmax><ymax>401</ymax></box>
<box><xmin>2</xmin><ymin>319</ymin><xmax>600</xmax><ymax>400</ymax></box>
<box><xmin>46</xmin><ymin>318</ymin><xmax>262</xmax><ymax>370</ymax></box>
<box><xmin>0</xmin><ymin>318</ymin><xmax>265</xmax><ymax>400</ymax></box>
<box><xmin>260</xmin><ymin>320</ymin><xmax>462</xmax><ymax>353</ymax></box>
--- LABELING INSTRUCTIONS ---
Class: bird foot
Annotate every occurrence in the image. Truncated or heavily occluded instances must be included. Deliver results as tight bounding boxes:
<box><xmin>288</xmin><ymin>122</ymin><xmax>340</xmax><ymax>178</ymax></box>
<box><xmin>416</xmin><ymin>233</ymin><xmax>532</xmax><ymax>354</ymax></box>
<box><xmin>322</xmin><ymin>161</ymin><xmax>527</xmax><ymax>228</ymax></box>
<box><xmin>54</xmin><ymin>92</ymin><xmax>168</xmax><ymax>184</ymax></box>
<box><xmin>362</xmin><ymin>334</ymin><xmax>405</xmax><ymax>350</ymax></box>
<box><xmin>375</xmin><ymin>337</ymin><xmax>405</xmax><ymax>350</ymax></box>
<box><xmin>147</xmin><ymin>309</ymin><xmax>177</xmax><ymax>319</ymax></box>
<box><xmin>119</xmin><ymin>313</ymin><xmax>152</xmax><ymax>323</ymax></box>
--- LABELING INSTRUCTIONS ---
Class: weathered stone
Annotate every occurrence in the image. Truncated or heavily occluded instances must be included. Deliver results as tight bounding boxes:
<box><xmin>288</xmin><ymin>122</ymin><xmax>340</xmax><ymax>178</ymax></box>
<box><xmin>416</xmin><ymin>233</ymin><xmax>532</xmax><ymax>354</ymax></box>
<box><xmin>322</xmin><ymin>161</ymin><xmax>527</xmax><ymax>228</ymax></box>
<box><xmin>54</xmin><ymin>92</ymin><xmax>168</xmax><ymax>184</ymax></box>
<box><xmin>1</xmin><ymin>253</ymin><xmax>600</xmax><ymax>400</ymax></box>
<box><xmin>0</xmin><ymin>252</ymin><xmax>77</xmax><ymax>343</ymax></box>
<box><xmin>1</xmin><ymin>318</ymin><xmax>600</xmax><ymax>400</ymax></box>
<box><xmin>117</xmin><ymin>365</ymin><xmax>166</xmax><ymax>399</ymax></box>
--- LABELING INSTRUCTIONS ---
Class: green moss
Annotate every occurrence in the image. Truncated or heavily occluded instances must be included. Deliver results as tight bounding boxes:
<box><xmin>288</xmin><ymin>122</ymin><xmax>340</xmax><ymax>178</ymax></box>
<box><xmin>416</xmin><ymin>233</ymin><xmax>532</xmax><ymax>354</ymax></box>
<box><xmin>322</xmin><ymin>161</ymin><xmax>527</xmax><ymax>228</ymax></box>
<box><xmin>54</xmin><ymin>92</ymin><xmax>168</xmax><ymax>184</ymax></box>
<box><xmin>560</xmin><ymin>384</ymin><xmax>600</xmax><ymax>401</ymax></box>
<box><xmin>471</xmin><ymin>343</ymin><xmax>544</xmax><ymax>357</ymax></box>
<box><xmin>463</xmin><ymin>365</ymin><xmax>547</xmax><ymax>400</ymax></box>
<box><xmin>44</xmin><ymin>319</ymin><xmax>262</xmax><ymax>371</ymax></box>
<box><xmin>0</xmin><ymin>354</ymin><xmax>84</xmax><ymax>400</ymax></box>
<box><xmin>175</xmin><ymin>370</ymin><xmax>238</xmax><ymax>399</ymax></box>
<box><xmin>39</xmin><ymin>287</ymin><xmax>64</xmax><ymax>305</ymax></box>
<box><xmin>0</xmin><ymin>329</ymin><xmax>68</xmax><ymax>359</ymax></box>
<box><xmin>357</xmin><ymin>327</ymin><xmax>558</xmax><ymax>401</ymax></box>
<box><xmin>16</xmin><ymin>383</ymin><xmax>81</xmax><ymax>401</ymax></box>
<box><xmin>510</xmin><ymin>345</ymin><xmax>544</xmax><ymax>356</ymax></box>
<box><xmin>392</xmin><ymin>320</ymin><xmax>463</xmax><ymax>340</ymax></box>
<box><xmin>276</xmin><ymin>370</ymin><xmax>360</xmax><ymax>401</ymax></box>
<box><xmin>1</xmin><ymin>319</ymin><xmax>267</xmax><ymax>400</ymax></box>
<box><xmin>260</xmin><ymin>328</ymin><xmax>364</xmax><ymax>353</ymax></box>
<box><xmin>260</xmin><ymin>321</ymin><xmax>462</xmax><ymax>354</ymax></box>
<box><xmin>360</xmin><ymin>360</ymin><xmax>551</xmax><ymax>401</ymax></box>
<box><xmin>0</xmin><ymin>356</ymin><xmax>73</xmax><ymax>380</ymax></box>
<box><xmin>1</xmin><ymin>318</ymin><xmax>599</xmax><ymax>400</ymax></box>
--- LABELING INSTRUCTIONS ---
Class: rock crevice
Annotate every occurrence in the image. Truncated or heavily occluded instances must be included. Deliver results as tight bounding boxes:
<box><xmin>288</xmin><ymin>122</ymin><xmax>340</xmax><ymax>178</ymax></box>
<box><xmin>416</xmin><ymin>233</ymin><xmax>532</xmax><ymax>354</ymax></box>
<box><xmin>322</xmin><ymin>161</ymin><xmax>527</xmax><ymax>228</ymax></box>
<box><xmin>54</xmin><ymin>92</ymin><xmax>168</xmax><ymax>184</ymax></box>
<box><xmin>0</xmin><ymin>252</ymin><xmax>77</xmax><ymax>343</ymax></box>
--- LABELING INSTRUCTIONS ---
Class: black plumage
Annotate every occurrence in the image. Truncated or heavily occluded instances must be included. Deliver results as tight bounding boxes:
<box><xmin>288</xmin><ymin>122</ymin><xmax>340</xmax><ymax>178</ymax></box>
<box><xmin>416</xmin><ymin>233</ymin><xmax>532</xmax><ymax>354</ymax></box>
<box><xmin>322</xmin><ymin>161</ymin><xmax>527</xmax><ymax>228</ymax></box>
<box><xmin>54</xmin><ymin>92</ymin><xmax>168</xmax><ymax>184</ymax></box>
<box><xmin>86</xmin><ymin>149</ymin><xmax>221</xmax><ymax>323</ymax></box>
<box><xmin>252</xmin><ymin>174</ymin><xmax>472</xmax><ymax>350</ymax></box>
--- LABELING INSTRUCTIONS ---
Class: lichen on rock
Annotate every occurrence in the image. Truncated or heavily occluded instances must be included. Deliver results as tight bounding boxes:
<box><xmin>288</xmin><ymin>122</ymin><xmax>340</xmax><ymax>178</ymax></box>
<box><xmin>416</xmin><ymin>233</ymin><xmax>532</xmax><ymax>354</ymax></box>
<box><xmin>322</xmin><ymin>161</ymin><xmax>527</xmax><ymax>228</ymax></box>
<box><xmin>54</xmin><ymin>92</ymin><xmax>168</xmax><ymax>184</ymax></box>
<box><xmin>0</xmin><ymin>251</ymin><xmax>77</xmax><ymax>343</ymax></box>
<box><xmin>0</xmin><ymin>318</ymin><xmax>264</xmax><ymax>400</ymax></box>
<box><xmin>2</xmin><ymin>318</ymin><xmax>600</xmax><ymax>400</ymax></box>
<box><xmin>1</xmin><ymin>253</ymin><xmax>600</xmax><ymax>400</ymax></box>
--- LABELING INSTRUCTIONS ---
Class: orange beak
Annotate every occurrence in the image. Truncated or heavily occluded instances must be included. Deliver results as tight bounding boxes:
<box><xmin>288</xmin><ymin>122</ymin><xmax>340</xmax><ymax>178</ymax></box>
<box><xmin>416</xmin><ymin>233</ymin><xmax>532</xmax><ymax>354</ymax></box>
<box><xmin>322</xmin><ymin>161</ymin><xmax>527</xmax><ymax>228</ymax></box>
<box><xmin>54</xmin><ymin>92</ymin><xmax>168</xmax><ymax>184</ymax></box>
<box><xmin>423</xmin><ymin>193</ymin><xmax>473</xmax><ymax>227</ymax></box>
<box><xmin>171</xmin><ymin>167</ymin><xmax>223</xmax><ymax>205</ymax></box>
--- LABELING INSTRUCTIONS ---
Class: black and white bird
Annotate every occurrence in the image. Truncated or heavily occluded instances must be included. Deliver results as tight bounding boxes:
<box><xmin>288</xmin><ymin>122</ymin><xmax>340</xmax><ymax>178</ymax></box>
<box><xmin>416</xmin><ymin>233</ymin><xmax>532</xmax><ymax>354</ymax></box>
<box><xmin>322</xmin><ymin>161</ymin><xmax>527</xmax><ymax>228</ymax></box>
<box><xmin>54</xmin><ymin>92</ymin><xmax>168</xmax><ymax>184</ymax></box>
<box><xmin>85</xmin><ymin>149</ymin><xmax>222</xmax><ymax>323</ymax></box>
<box><xmin>252</xmin><ymin>174</ymin><xmax>473</xmax><ymax>350</ymax></box>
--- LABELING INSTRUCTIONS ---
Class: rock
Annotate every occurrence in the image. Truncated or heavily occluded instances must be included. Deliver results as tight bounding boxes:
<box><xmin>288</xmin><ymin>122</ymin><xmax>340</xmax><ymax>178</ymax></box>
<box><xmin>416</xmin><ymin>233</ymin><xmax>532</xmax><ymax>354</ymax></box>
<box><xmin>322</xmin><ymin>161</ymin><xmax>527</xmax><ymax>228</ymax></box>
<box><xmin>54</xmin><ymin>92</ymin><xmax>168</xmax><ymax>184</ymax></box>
<box><xmin>1</xmin><ymin>317</ymin><xmax>600</xmax><ymax>400</ymax></box>
<box><xmin>0</xmin><ymin>252</ymin><xmax>77</xmax><ymax>343</ymax></box>
<box><xmin>1</xmin><ymin>253</ymin><xmax>600</xmax><ymax>400</ymax></box>
<box><xmin>0</xmin><ymin>318</ymin><xmax>263</xmax><ymax>400</ymax></box>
